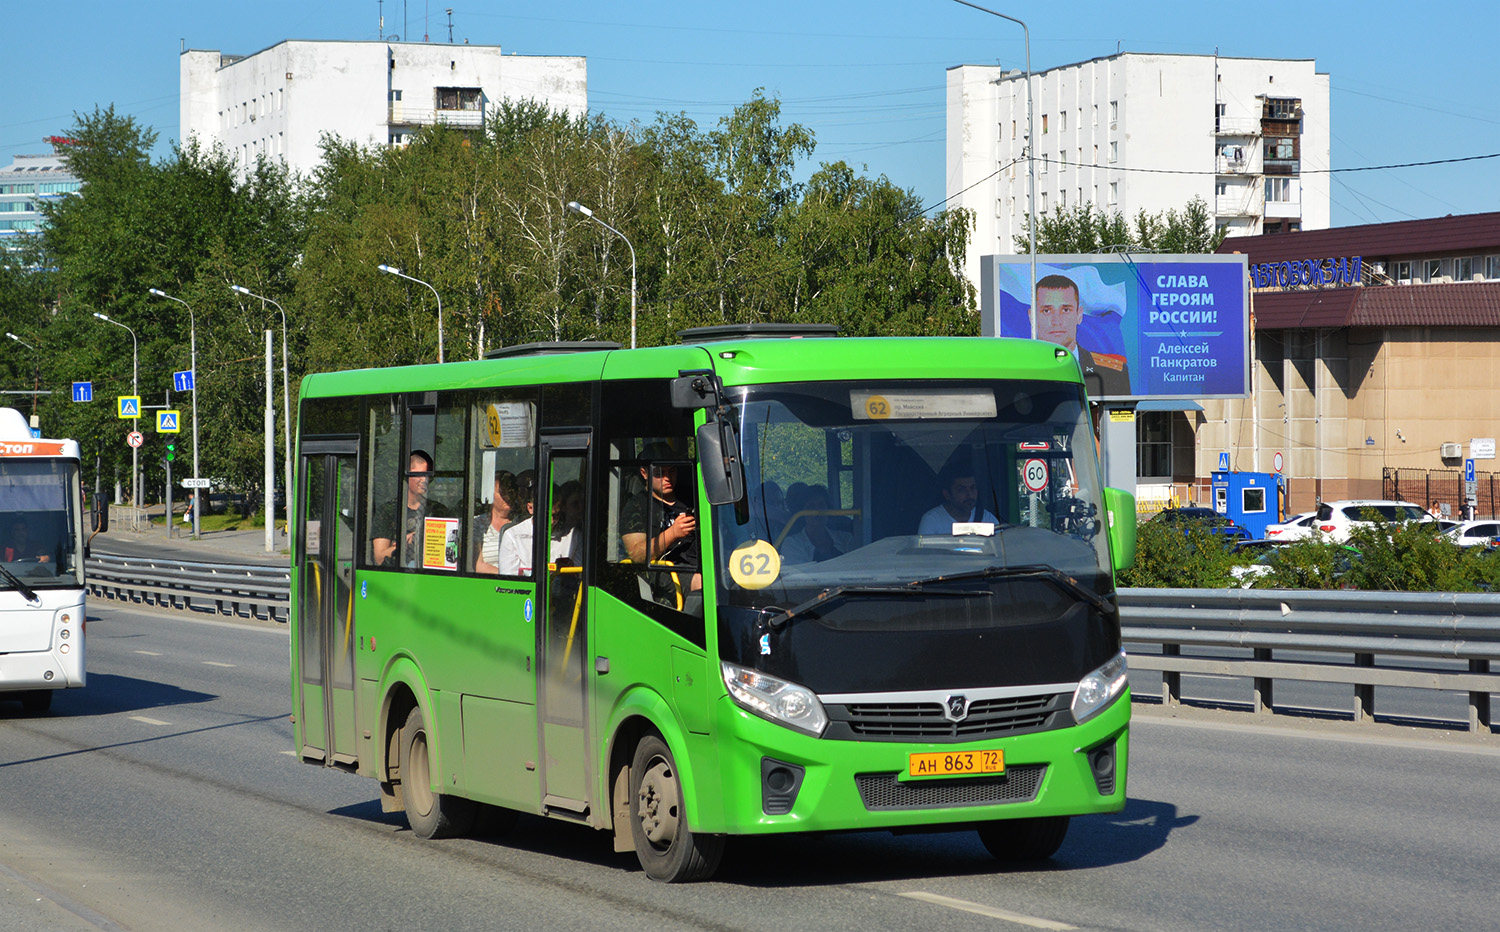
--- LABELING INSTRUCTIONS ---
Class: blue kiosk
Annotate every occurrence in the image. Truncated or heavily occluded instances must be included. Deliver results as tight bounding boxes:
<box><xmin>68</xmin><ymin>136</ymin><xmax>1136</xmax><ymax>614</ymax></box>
<box><xmin>1211</xmin><ymin>470</ymin><xmax>1287</xmax><ymax>539</ymax></box>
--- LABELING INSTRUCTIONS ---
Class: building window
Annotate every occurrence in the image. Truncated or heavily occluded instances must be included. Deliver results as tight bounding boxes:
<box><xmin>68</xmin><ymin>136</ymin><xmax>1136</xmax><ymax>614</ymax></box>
<box><xmin>436</xmin><ymin>87</ymin><xmax>482</xmax><ymax>111</ymax></box>
<box><xmin>1393</xmin><ymin>260</ymin><xmax>1413</xmax><ymax>284</ymax></box>
<box><xmin>1424</xmin><ymin>259</ymin><xmax>1446</xmax><ymax>282</ymax></box>
<box><xmin>1263</xmin><ymin>97</ymin><xmax>1300</xmax><ymax>120</ymax></box>
<box><xmin>1136</xmin><ymin>412</ymin><xmax>1172</xmax><ymax>480</ymax></box>
<box><xmin>1487</xmin><ymin>256</ymin><xmax>1500</xmax><ymax>280</ymax></box>
<box><xmin>1042</xmin><ymin>114</ymin><xmax>1049</xmax><ymax>134</ymax></box>
<box><xmin>390</xmin><ymin>89</ymin><xmax>403</xmax><ymax>102</ymax></box>
<box><xmin>1268</xmin><ymin>137</ymin><xmax>1295</xmax><ymax>160</ymax></box>
<box><xmin>1109</xmin><ymin>181</ymin><xmax>1118</xmax><ymax>205</ymax></box>
<box><xmin>1040</xmin><ymin>191</ymin><xmax>1048</xmax><ymax>212</ymax></box>
<box><xmin>1265</xmin><ymin>177</ymin><xmax>1294</xmax><ymax>202</ymax></box>
<box><xmin>1040</xmin><ymin>155</ymin><xmax>1048</xmax><ymax>175</ymax></box>
<box><xmin>1012</xmin><ymin>120</ymin><xmax>1017</xmax><ymax>139</ymax></box>
<box><xmin>1108</xmin><ymin>140</ymin><xmax>1118</xmax><ymax>162</ymax></box>
<box><xmin>1454</xmin><ymin>257</ymin><xmax>1474</xmax><ymax>281</ymax></box>
<box><xmin>1092</xmin><ymin>104</ymin><xmax>1098</xmax><ymax>125</ymax></box>
<box><xmin>1109</xmin><ymin>100</ymin><xmax>1118</xmax><ymax>123</ymax></box>
<box><xmin>1216</xmin><ymin>181</ymin><xmax>1228</xmax><ymax>197</ymax></box>
<box><xmin>1059</xmin><ymin>188</ymin><xmax>1067</xmax><ymax>209</ymax></box>
<box><xmin>1059</xmin><ymin>110</ymin><xmax>1067</xmax><ymax>132</ymax></box>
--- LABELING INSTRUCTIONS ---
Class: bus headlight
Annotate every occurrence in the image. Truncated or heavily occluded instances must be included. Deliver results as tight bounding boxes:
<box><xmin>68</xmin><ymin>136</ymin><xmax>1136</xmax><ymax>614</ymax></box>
<box><xmin>721</xmin><ymin>661</ymin><xmax>828</xmax><ymax>736</ymax></box>
<box><xmin>1071</xmin><ymin>651</ymin><xmax>1128</xmax><ymax>724</ymax></box>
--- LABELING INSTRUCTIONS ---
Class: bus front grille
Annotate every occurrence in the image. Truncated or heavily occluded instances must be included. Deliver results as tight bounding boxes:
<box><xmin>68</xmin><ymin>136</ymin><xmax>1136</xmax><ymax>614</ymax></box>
<box><xmin>828</xmin><ymin>693</ymin><xmax>1069</xmax><ymax>742</ymax></box>
<box><xmin>854</xmin><ymin>765</ymin><xmax>1046</xmax><ymax>811</ymax></box>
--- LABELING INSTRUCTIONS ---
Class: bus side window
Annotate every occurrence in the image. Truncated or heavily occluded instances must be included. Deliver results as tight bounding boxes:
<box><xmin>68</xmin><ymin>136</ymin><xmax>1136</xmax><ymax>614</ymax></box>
<box><xmin>468</xmin><ymin>391</ymin><xmax>538</xmax><ymax>577</ymax></box>
<box><xmin>362</xmin><ymin>396</ymin><xmax>401</xmax><ymax>568</ymax></box>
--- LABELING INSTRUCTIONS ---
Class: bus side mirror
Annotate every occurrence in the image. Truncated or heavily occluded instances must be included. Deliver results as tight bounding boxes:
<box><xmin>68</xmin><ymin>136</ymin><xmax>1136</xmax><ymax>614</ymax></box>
<box><xmin>697</xmin><ymin>417</ymin><xmax>744</xmax><ymax>506</ymax></box>
<box><xmin>1103</xmin><ymin>487</ymin><xmax>1136</xmax><ymax>573</ymax></box>
<box><xmin>92</xmin><ymin>500</ymin><xmax>109</xmax><ymax>534</ymax></box>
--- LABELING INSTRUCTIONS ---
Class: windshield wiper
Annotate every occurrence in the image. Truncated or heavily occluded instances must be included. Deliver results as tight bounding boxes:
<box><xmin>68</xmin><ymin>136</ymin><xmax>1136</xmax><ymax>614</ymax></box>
<box><xmin>765</xmin><ymin>584</ymin><xmax>991</xmax><ymax>630</ymax></box>
<box><xmin>0</xmin><ymin>563</ymin><xmax>41</xmax><ymax>605</ymax></box>
<box><xmin>904</xmin><ymin>564</ymin><xmax>1116</xmax><ymax>615</ymax></box>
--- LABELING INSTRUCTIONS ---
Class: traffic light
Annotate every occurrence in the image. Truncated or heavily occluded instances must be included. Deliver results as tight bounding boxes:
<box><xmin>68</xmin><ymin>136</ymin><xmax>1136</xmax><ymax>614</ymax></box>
<box><xmin>166</xmin><ymin>442</ymin><xmax>176</xmax><ymax>463</ymax></box>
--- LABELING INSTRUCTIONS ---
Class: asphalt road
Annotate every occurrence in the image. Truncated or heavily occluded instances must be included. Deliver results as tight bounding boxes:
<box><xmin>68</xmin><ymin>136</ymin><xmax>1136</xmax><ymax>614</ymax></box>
<box><xmin>3</xmin><ymin>604</ymin><xmax>1499</xmax><ymax>932</ymax></box>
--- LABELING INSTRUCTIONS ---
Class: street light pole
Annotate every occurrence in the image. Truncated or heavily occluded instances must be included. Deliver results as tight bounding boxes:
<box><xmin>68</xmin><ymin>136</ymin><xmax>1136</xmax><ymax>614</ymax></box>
<box><xmin>230</xmin><ymin>285</ymin><xmax>291</xmax><ymax>530</ymax></box>
<box><xmin>566</xmin><ymin>201</ymin><xmax>637</xmax><ymax>349</ymax></box>
<box><xmin>377</xmin><ymin>264</ymin><xmax>445</xmax><ymax>363</ymax></box>
<box><xmin>149</xmin><ymin>288</ymin><xmax>201</xmax><ymax>539</ymax></box>
<box><xmin>3</xmin><ymin>333</ymin><xmax>39</xmax><ymax>419</ymax></box>
<box><xmin>93</xmin><ymin>312</ymin><xmax>139</xmax><ymax>511</ymax></box>
<box><xmin>952</xmin><ymin>0</ymin><xmax>1037</xmax><ymax>338</ymax></box>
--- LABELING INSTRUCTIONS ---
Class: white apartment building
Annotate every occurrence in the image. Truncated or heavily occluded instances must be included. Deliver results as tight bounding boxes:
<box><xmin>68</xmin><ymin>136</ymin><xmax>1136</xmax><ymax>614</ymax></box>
<box><xmin>181</xmin><ymin>40</ymin><xmax>587</xmax><ymax>179</ymax></box>
<box><xmin>947</xmin><ymin>53</ymin><xmax>1330</xmax><ymax>287</ymax></box>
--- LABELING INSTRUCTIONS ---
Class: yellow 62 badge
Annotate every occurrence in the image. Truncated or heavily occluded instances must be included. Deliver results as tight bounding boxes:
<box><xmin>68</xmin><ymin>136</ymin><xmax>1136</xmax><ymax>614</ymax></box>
<box><xmin>729</xmin><ymin>539</ymin><xmax>781</xmax><ymax>590</ymax></box>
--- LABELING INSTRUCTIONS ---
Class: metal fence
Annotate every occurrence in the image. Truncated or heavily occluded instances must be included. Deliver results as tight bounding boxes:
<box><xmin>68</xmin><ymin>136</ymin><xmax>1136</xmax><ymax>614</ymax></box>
<box><xmin>1119</xmin><ymin>587</ymin><xmax>1500</xmax><ymax>733</ymax></box>
<box><xmin>1384</xmin><ymin>466</ymin><xmax>1496</xmax><ymax>519</ymax></box>
<box><xmin>85</xmin><ymin>554</ymin><xmax>289</xmax><ymax>623</ymax></box>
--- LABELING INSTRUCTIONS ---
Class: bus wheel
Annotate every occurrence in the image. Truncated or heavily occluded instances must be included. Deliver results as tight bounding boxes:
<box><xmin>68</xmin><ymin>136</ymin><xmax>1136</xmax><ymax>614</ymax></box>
<box><xmin>399</xmin><ymin>705</ymin><xmax>476</xmax><ymax>839</ymax></box>
<box><xmin>19</xmin><ymin>691</ymin><xmax>52</xmax><ymax>714</ymax></box>
<box><xmin>628</xmin><ymin>735</ymin><xmax>724</xmax><ymax>882</ymax></box>
<box><xmin>978</xmin><ymin>815</ymin><xmax>1070</xmax><ymax>862</ymax></box>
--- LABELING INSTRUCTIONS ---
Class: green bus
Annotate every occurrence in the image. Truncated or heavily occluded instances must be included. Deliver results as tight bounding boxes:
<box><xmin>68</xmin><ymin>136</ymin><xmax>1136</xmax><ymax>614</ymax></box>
<box><xmin>290</xmin><ymin>328</ymin><xmax>1136</xmax><ymax>882</ymax></box>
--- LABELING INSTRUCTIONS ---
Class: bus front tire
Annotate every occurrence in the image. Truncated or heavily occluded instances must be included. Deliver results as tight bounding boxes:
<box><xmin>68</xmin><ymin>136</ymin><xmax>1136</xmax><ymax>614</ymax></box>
<box><xmin>399</xmin><ymin>705</ymin><xmax>476</xmax><ymax>839</ymax></box>
<box><xmin>628</xmin><ymin>735</ymin><xmax>724</xmax><ymax>882</ymax></box>
<box><xmin>977</xmin><ymin>815</ymin><xmax>1070</xmax><ymax>861</ymax></box>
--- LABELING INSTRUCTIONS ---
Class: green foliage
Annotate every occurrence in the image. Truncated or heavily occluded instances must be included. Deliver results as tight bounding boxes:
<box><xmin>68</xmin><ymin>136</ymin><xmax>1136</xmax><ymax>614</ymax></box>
<box><xmin>1016</xmin><ymin>196</ymin><xmax>1226</xmax><ymax>255</ymax></box>
<box><xmin>1339</xmin><ymin>521</ymin><xmax>1500</xmax><ymax>592</ymax></box>
<box><xmin>1116</xmin><ymin>519</ymin><xmax>1241</xmax><ymax>589</ymax></box>
<box><xmin>1246</xmin><ymin>540</ymin><xmax>1354</xmax><ymax>590</ymax></box>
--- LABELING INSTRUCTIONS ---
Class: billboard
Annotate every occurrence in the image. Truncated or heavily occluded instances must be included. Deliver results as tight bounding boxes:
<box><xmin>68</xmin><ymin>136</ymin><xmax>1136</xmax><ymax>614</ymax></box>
<box><xmin>980</xmin><ymin>254</ymin><xmax>1250</xmax><ymax>401</ymax></box>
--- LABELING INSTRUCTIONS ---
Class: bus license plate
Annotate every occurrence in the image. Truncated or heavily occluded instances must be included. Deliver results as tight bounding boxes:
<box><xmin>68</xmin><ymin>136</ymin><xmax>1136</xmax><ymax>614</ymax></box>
<box><xmin>908</xmin><ymin>749</ymin><xmax>1004</xmax><ymax>778</ymax></box>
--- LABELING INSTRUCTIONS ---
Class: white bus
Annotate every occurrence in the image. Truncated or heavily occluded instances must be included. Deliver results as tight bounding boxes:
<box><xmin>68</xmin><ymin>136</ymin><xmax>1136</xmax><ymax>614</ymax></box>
<box><xmin>1</xmin><ymin>407</ymin><xmax>89</xmax><ymax>712</ymax></box>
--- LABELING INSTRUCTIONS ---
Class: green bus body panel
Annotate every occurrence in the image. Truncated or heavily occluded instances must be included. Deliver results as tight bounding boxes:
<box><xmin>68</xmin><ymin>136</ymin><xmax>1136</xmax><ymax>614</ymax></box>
<box><xmin>298</xmin><ymin>337</ymin><xmax>1081</xmax><ymax>402</ymax></box>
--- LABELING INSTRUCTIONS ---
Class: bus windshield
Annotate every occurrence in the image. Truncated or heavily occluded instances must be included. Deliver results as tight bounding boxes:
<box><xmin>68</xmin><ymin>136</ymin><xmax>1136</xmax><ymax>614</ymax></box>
<box><xmin>0</xmin><ymin>459</ymin><xmax>84</xmax><ymax>589</ymax></box>
<box><xmin>713</xmin><ymin>378</ymin><xmax>1114</xmax><ymax>693</ymax></box>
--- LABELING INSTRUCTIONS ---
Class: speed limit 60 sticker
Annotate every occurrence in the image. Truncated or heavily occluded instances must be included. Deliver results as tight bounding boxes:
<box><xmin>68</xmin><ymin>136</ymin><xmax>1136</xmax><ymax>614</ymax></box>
<box><xmin>729</xmin><ymin>539</ymin><xmax>782</xmax><ymax>590</ymax></box>
<box><xmin>1023</xmin><ymin>458</ymin><xmax>1049</xmax><ymax>492</ymax></box>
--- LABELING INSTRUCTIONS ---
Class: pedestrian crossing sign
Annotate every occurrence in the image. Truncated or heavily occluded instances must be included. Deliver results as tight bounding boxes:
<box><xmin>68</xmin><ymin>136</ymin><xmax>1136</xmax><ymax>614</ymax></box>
<box><xmin>157</xmin><ymin>410</ymin><xmax>182</xmax><ymax>433</ymax></box>
<box><xmin>117</xmin><ymin>395</ymin><xmax>141</xmax><ymax>418</ymax></box>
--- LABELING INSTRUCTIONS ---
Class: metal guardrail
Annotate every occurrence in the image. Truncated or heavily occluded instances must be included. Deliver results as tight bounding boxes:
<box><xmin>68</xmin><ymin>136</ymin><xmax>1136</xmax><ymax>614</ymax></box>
<box><xmin>86</xmin><ymin>553</ymin><xmax>290</xmax><ymax>623</ymax></box>
<box><xmin>79</xmin><ymin>559</ymin><xmax>1500</xmax><ymax>732</ymax></box>
<box><xmin>1119</xmin><ymin>587</ymin><xmax>1500</xmax><ymax>733</ymax></box>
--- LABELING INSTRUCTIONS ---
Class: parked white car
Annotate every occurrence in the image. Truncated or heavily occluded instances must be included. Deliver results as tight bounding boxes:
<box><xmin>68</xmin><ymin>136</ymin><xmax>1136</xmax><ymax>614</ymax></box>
<box><xmin>1443</xmin><ymin>520</ymin><xmax>1500</xmax><ymax>547</ymax></box>
<box><xmin>1264</xmin><ymin>511</ymin><xmax>1317</xmax><ymax>542</ymax></box>
<box><xmin>1308</xmin><ymin>500</ymin><xmax>1432</xmax><ymax>543</ymax></box>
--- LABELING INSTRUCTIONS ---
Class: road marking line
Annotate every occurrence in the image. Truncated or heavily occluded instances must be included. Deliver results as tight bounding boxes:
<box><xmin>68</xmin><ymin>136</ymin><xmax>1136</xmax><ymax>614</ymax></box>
<box><xmin>202</xmin><ymin>661</ymin><xmax>237</xmax><ymax>667</ymax></box>
<box><xmin>129</xmin><ymin>716</ymin><xmax>171</xmax><ymax>726</ymax></box>
<box><xmin>134</xmin><ymin>650</ymin><xmax>162</xmax><ymax>656</ymax></box>
<box><xmin>281</xmin><ymin>750</ymin><xmax>298</xmax><ymax>756</ymax></box>
<box><xmin>899</xmin><ymin>892</ymin><xmax>1077</xmax><ymax>930</ymax></box>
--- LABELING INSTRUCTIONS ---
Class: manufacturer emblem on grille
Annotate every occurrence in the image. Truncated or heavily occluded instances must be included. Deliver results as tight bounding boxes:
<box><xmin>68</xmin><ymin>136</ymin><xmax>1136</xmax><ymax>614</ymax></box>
<box><xmin>944</xmin><ymin>694</ymin><xmax>969</xmax><ymax>722</ymax></box>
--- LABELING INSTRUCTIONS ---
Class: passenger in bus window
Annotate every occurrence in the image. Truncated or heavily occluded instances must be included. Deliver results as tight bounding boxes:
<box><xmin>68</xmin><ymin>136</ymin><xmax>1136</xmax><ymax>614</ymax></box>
<box><xmin>918</xmin><ymin>463</ymin><xmax>1001</xmax><ymax>535</ymax></box>
<box><xmin>474</xmin><ymin>471</ymin><xmax>520</xmax><ymax>574</ymax></box>
<box><xmin>3</xmin><ymin>518</ymin><xmax>49</xmax><ymax>563</ymax></box>
<box><xmin>621</xmin><ymin>448</ymin><xmax>696</xmax><ymax>567</ymax></box>
<box><xmin>496</xmin><ymin>472</ymin><xmax>538</xmax><ymax>577</ymax></box>
<box><xmin>371</xmin><ymin>450</ymin><xmax>448</xmax><ymax>568</ymax></box>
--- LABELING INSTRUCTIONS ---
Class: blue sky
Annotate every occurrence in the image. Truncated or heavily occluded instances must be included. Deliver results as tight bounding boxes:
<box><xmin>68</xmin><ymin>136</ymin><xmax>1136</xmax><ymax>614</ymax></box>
<box><xmin>5</xmin><ymin>1</ymin><xmax>1497</xmax><ymax>226</ymax></box>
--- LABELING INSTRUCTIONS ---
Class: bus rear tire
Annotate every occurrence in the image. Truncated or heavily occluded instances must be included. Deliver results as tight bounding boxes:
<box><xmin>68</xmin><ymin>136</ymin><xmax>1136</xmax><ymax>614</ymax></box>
<box><xmin>628</xmin><ymin>735</ymin><xmax>724</xmax><ymax>882</ymax></box>
<box><xmin>977</xmin><ymin>815</ymin><xmax>1070</xmax><ymax>861</ymax></box>
<box><xmin>19</xmin><ymin>690</ymin><xmax>52</xmax><ymax>714</ymax></box>
<box><xmin>399</xmin><ymin>705</ymin><xmax>476</xmax><ymax>839</ymax></box>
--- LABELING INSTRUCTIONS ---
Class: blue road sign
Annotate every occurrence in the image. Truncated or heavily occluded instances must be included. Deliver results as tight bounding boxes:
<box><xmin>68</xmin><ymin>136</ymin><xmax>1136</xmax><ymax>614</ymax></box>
<box><xmin>173</xmin><ymin>369</ymin><xmax>195</xmax><ymax>392</ymax></box>
<box><xmin>1218</xmin><ymin>452</ymin><xmax>1230</xmax><ymax>472</ymax></box>
<box><xmin>1465</xmin><ymin>459</ymin><xmax>1476</xmax><ymax>483</ymax></box>
<box><xmin>72</xmin><ymin>381</ymin><xmax>93</xmax><ymax>402</ymax></box>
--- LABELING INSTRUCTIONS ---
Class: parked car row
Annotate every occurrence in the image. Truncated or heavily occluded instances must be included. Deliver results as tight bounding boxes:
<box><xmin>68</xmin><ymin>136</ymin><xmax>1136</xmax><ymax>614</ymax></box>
<box><xmin>1161</xmin><ymin>499</ymin><xmax>1499</xmax><ymax>550</ymax></box>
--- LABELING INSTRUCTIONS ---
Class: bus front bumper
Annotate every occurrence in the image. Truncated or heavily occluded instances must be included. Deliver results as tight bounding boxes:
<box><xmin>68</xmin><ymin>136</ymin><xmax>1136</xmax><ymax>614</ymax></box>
<box><xmin>701</xmin><ymin>689</ymin><xmax>1129</xmax><ymax>836</ymax></box>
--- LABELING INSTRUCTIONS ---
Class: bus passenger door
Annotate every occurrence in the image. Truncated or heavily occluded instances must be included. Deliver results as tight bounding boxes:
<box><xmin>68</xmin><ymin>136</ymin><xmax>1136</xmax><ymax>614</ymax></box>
<box><xmin>537</xmin><ymin>434</ymin><xmax>592</xmax><ymax>815</ymax></box>
<box><xmin>296</xmin><ymin>444</ymin><xmax>360</xmax><ymax>767</ymax></box>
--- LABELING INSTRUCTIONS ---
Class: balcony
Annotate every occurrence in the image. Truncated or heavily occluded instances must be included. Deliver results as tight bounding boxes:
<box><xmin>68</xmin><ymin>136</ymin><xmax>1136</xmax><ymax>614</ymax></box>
<box><xmin>1217</xmin><ymin>155</ymin><xmax>1250</xmax><ymax>175</ymax></box>
<box><xmin>1264</xmin><ymin>158</ymin><xmax>1300</xmax><ymax>176</ymax></box>
<box><xmin>1215</xmin><ymin>196</ymin><xmax>1259</xmax><ymax>217</ymax></box>
<box><xmin>1214</xmin><ymin>117</ymin><xmax>1261</xmax><ymax>136</ymax></box>
<box><xmin>388</xmin><ymin>106</ymin><xmax>485</xmax><ymax>128</ymax></box>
